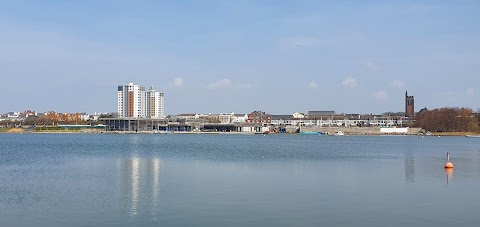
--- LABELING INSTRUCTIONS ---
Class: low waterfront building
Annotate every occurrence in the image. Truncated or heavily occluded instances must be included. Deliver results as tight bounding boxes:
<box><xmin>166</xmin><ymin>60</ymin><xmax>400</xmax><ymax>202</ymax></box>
<box><xmin>102</xmin><ymin>117</ymin><xmax>271</xmax><ymax>133</ymax></box>
<box><xmin>270</xmin><ymin>112</ymin><xmax>412</xmax><ymax>128</ymax></box>
<box><xmin>103</xmin><ymin>117</ymin><xmax>191</xmax><ymax>132</ymax></box>
<box><xmin>270</xmin><ymin>115</ymin><xmax>294</xmax><ymax>125</ymax></box>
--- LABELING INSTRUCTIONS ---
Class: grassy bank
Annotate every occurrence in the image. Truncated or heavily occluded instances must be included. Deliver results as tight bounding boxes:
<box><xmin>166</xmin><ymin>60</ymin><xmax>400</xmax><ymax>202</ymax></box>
<box><xmin>32</xmin><ymin>127</ymin><xmax>103</xmax><ymax>133</ymax></box>
<box><xmin>0</xmin><ymin>128</ymin><xmax>10</xmax><ymax>132</ymax></box>
<box><xmin>34</xmin><ymin>127</ymin><xmax>82</xmax><ymax>132</ymax></box>
<box><xmin>0</xmin><ymin>128</ymin><xmax>25</xmax><ymax>133</ymax></box>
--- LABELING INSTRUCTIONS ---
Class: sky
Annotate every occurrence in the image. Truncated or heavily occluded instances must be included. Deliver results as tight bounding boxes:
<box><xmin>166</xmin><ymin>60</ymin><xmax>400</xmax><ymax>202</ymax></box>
<box><xmin>1</xmin><ymin>0</ymin><xmax>479</xmax><ymax>115</ymax></box>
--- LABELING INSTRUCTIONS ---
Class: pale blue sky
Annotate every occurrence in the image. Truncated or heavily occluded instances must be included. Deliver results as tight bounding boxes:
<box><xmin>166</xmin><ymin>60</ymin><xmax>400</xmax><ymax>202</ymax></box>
<box><xmin>1</xmin><ymin>1</ymin><xmax>479</xmax><ymax>115</ymax></box>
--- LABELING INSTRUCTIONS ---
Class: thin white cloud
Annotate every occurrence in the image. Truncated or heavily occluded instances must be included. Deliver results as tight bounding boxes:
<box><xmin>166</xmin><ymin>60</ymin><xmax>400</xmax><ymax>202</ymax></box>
<box><xmin>365</xmin><ymin>61</ymin><xmax>381</xmax><ymax>71</ymax></box>
<box><xmin>341</xmin><ymin>77</ymin><xmax>357</xmax><ymax>88</ymax></box>
<box><xmin>207</xmin><ymin>79</ymin><xmax>232</xmax><ymax>89</ymax></box>
<box><xmin>375</xmin><ymin>91</ymin><xmax>388</xmax><ymax>101</ymax></box>
<box><xmin>466</xmin><ymin>88</ymin><xmax>475</xmax><ymax>97</ymax></box>
<box><xmin>390</xmin><ymin>80</ymin><xmax>405</xmax><ymax>88</ymax></box>
<box><xmin>173</xmin><ymin>77</ymin><xmax>184</xmax><ymax>87</ymax></box>
<box><xmin>308</xmin><ymin>81</ymin><xmax>318</xmax><ymax>89</ymax></box>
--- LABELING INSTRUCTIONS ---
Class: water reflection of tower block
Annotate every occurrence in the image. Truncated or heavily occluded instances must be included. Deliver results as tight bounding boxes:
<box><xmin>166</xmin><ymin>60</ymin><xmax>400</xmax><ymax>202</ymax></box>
<box><xmin>118</xmin><ymin>158</ymin><xmax>162</xmax><ymax>217</ymax></box>
<box><xmin>151</xmin><ymin>158</ymin><xmax>161</xmax><ymax>205</ymax></box>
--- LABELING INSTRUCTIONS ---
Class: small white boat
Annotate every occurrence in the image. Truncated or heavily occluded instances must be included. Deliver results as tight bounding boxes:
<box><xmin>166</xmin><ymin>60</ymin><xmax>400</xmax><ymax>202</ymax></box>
<box><xmin>335</xmin><ymin>131</ymin><xmax>345</xmax><ymax>136</ymax></box>
<box><xmin>465</xmin><ymin>135</ymin><xmax>480</xmax><ymax>138</ymax></box>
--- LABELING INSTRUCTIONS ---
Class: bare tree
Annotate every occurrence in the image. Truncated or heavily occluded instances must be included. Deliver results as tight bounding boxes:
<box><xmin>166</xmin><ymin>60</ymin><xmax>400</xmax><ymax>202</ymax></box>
<box><xmin>415</xmin><ymin>107</ymin><xmax>479</xmax><ymax>132</ymax></box>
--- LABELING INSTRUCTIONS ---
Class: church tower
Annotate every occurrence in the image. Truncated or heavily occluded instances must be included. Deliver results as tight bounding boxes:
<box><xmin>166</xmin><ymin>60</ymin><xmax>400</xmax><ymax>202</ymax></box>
<box><xmin>405</xmin><ymin>90</ymin><xmax>415</xmax><ymax>117</ymax></box>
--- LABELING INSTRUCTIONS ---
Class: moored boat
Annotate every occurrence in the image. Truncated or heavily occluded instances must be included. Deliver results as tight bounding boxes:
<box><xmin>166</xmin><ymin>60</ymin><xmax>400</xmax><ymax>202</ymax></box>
<box><xmin>465</xmin><ymin>135</ymin><xmax>480</xmax><ymax>138</ymax></box>
<box><xmin>334</xmin><ymin>131</ymin><xmax>345</xmax><ymax>136</ymax></box>
<box><xmin>299</xmin><ymin>131</ymin><xmax>320</xmax><ymax>135</ymax></box>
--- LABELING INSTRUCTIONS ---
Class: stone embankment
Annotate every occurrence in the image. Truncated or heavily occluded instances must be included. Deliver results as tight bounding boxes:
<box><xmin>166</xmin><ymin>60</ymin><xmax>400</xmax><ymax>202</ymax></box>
<box><xmin>300</xmin><ymin>126</ymin><xmax>422</xmax><ymax>135</ymax></box>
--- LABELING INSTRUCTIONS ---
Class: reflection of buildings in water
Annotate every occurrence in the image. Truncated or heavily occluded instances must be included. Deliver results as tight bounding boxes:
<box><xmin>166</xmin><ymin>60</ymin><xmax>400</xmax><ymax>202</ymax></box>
<box><xmin>130</xmin><ymin>158</ymin><xmax>140</xmax><ymax>216</ymax></box>
<box><xmin>152</xmin><ymin>158</ymin><xmax>161</xmax><ymax>207</ymax></box>
<box><xmin>445</xmin><ymin>168</ymin><xmax>453</xmax><ymax>184</ymax></box>
<box><xmin>404</xmin><ymin>153</ymin><xmax>415</xmax><ymax>183</ymax></box>
<box><xmin>118</xmin><ymin>158</ymin><xmax>162</xmax><ymax>219</ymax></box>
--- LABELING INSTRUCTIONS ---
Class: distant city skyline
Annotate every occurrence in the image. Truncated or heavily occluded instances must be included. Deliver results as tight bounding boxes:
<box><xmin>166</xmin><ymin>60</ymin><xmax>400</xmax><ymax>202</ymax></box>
<box><xmin>1</xmin><ymin>1</ymin><xmax>479</xmax><ymax>114</ymax></box>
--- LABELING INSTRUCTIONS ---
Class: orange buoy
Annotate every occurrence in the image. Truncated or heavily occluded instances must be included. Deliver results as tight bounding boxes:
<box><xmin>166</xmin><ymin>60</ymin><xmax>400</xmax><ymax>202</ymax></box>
<box><xmin>444</xmin><ymin>152</ymin><xmax>454</xmax><ymax>168</ymax></box>
<box><xmin>445</xmin><ymin>162</ymin><xmax>454</xmax><ymax>168</ymax></box>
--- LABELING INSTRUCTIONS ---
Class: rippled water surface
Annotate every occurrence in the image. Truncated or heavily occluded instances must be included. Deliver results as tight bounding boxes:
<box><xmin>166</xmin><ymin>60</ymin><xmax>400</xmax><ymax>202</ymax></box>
<box><xmin>1</xmin><ymin>134</ymin><xmax>480</xmax><ymax>226</ymax></box>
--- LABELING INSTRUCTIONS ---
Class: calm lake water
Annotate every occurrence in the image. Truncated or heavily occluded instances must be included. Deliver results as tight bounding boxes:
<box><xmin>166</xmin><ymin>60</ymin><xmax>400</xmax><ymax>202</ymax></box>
<box><xmin>1</xmin><ymin>134</ymin><xmax>480</xmax><ymax>226</ymax></box>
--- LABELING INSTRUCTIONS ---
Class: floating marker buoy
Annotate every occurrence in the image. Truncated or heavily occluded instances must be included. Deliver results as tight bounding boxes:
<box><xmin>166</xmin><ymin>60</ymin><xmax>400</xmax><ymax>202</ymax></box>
<box><xmin>444</xmin><ymin>152</ymin><xmax>454</xmax><ymax>168</ymax></box>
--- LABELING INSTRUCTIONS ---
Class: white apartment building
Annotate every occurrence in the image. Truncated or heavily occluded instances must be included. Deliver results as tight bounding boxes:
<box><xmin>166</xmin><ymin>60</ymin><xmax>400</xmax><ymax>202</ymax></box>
<box><xmin>118</xmin><ymin>83</ymin><xmax>165</xmax><ymax>118</ymax></box>
<box><xmin>118</xmin><ymin>83</ymin><xmax>146</xmax><ymax>118</ymax></box>
<box><xmin>147</xmin><ymin>86</ymin><xmax>165</xmax><ymax>119</ymax></box>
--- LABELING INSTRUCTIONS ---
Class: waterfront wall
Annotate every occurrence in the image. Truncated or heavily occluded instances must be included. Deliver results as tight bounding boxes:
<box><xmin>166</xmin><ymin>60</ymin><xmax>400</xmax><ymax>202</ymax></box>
<box><xmin>300</xmin><ymin>126</ymin><xmax>422</xmax><ymax>135</ymax></box>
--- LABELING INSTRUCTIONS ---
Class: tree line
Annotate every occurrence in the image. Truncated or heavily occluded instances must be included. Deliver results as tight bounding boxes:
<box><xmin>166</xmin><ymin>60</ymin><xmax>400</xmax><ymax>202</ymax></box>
<box><xmin>0</xmin><ymin>114</ymin><xmax>112</xmax><ymax>126</ymax></box>
<box><xmin>415</xmin><ymin>107</ymin><xmax>480</xmax><ymax>132</ymax></box>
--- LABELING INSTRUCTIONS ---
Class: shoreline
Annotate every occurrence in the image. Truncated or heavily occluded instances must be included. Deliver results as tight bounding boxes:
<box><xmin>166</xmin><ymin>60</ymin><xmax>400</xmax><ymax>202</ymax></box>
<box><xmin>2</xmin><ymin>130</ymin><xmax>479</xmax><ymax>136</ymax></box>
